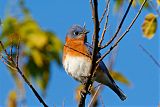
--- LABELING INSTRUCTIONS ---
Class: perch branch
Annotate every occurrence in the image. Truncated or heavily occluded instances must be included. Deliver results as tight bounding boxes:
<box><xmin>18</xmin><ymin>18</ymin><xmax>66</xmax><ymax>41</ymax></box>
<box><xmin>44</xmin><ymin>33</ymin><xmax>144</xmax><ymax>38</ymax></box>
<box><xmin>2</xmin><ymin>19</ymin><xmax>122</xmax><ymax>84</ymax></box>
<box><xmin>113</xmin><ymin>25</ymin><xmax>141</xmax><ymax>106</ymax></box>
<box><xmin>78</xmin><ymin>0</ymin><xmax>99</xmax><ymax>106</ymax></box>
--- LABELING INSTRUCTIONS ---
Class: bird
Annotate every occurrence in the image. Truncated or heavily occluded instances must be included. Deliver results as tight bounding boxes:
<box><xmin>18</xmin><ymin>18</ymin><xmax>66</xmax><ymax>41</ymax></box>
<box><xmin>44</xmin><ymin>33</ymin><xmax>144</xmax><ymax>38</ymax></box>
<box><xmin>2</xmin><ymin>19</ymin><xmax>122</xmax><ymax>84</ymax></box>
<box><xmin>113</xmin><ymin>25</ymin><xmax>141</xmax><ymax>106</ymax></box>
<box><xmin>62</xmin><ymin>25</ymin><xmax>127</xmax><ymax>101</ymax></box>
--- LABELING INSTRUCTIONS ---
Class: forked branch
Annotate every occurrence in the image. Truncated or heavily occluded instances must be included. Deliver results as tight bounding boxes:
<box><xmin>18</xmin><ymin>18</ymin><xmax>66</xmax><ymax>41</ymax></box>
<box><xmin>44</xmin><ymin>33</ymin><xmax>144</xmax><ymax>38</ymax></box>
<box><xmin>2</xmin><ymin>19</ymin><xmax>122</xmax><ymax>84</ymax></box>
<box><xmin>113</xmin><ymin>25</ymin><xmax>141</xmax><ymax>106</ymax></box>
<box><xmin>101</xmin><ymin>0</ymin><xmax>134</xmax><ymax>49</ymax></box>
<box><xmin>0</xmin><ymin>40</ymin><xmax>48</xmax><ymax>107</ymax></box>
<box><xmin>97</xmin><ymin>0</ymin><xmax>147</xmax><ymax>64</ymax></box>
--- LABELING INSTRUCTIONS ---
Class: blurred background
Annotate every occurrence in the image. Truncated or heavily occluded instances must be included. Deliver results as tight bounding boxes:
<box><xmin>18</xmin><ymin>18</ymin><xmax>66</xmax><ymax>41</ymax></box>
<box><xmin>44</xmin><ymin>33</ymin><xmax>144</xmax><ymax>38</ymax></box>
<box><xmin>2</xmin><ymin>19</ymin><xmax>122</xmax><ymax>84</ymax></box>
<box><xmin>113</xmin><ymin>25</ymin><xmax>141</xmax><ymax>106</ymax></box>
<box><xmin>0</xmin><ymin>0</ymin><xmax>159</xmax><ymax>107</ymax></box>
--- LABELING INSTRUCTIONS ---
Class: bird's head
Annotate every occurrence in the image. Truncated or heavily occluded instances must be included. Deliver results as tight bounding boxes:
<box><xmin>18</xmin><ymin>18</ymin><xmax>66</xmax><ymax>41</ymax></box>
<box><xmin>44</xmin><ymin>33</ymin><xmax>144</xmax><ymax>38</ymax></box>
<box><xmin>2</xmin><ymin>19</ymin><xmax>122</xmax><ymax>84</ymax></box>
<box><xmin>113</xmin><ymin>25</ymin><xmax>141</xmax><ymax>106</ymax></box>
<box><xmin>66</xmin><ymin>25</ymin><xmax>89</xmax><ymax>42</ymax></box>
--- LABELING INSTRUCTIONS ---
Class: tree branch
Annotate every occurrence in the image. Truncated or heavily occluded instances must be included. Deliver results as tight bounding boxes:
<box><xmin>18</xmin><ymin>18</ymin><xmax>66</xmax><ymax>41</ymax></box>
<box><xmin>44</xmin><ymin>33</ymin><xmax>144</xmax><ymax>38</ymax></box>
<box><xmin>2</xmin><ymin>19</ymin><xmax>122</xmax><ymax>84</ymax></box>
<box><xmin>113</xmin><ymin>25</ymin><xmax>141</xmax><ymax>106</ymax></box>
<box><xmin>97</xmin><ymin>0</ymin><xmax>147</xmax><ymax>64</ymax></box>
<box><xmin>78</xmin><ymin>0</ymin><xmax>99</xmax><ymax>106</ymax></box>
<box><xmin>0</xmin><ymin>41</ymin><xmax>48</xmax><ymax>107</ymax></box>
<box><xmin>101</xmin><ymin>0</ymin><xmax>133</xmax><ymax>49</ymax></box>
<box><xmin>99</xmin><ymin>0</ymin><xmax>110</xmax><ymax>24</ymax></box>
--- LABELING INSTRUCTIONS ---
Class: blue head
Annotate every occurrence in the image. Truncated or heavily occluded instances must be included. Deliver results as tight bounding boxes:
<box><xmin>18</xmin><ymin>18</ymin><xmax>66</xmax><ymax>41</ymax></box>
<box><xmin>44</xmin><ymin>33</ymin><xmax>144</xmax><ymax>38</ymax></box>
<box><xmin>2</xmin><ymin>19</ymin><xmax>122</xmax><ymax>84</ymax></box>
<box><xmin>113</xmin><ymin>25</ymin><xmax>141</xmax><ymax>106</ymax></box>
<box><xmin>66</xmin><ymin>25</ymin><xmax>89</xmax><ymax>40</ymax></box>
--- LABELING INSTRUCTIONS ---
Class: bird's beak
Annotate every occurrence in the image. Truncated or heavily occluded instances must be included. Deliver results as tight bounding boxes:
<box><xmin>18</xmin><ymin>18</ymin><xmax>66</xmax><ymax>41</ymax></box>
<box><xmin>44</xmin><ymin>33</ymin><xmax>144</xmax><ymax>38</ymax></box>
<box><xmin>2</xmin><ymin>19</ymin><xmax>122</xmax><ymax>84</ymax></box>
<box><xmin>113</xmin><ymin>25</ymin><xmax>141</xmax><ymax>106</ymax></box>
<box><xmin>83</xmin><ymin>30</ymin><xmax>89</xmax><ymax>34</ymax></box>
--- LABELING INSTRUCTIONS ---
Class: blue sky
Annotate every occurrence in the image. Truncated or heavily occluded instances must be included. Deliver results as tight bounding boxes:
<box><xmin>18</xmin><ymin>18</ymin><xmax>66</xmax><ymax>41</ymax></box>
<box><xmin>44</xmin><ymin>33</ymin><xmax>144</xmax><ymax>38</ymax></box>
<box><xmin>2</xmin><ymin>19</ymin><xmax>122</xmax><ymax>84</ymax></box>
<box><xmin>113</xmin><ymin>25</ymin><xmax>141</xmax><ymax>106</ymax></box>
<box><xmin>0</xmin><ymin>0</ymin><xmax>159</xmax><ymax>107</ymax></box>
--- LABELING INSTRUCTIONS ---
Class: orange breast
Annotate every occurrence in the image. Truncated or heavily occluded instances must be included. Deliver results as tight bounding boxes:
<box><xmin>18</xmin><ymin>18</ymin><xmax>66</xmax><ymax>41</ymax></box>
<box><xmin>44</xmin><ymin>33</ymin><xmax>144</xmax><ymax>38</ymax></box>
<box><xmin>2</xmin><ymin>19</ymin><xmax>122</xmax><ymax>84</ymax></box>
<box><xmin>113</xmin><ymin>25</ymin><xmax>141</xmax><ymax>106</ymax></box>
<box><xmin>63</xmin><ymin>36</ymin><xmax>91</xmax><ymax>63</ymax></box>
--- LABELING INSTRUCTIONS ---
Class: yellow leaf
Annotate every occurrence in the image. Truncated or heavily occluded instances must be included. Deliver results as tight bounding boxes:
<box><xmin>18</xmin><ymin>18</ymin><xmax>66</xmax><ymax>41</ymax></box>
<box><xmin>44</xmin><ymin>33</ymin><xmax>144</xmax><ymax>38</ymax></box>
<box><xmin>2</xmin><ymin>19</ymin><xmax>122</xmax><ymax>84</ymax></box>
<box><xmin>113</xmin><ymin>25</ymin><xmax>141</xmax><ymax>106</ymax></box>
<box><xmin>31</xmin><ymin>49</ymin><xmax>43</xmax><ymax>67</ymax></box>
<box><xmin>141</xmin><ymin>13</ymin><xmax>157</xmax><ymax>39</ymax></box>
<box><xmin>26</xmin><ymin>32</ymin><xmax>48</xmax><ymax>49</ymax></box>
<box><xmin>19</xmin><ymin>20</ymin><xmax>48</xmax><ymax>48</ymax></box>
<box><xmin>110</xmin><ymin>70</ymin><xmax>130</xmax><ymax>86</ymax></box>
<box><xmin>7</xmin><ymin>91</ymin><xmax>17</xmax><ymax>107</ymax></box>
<box><xmin>157</xmin><ymin>0</ymin><xmax>160</xmax><ymax>6</ymax></box>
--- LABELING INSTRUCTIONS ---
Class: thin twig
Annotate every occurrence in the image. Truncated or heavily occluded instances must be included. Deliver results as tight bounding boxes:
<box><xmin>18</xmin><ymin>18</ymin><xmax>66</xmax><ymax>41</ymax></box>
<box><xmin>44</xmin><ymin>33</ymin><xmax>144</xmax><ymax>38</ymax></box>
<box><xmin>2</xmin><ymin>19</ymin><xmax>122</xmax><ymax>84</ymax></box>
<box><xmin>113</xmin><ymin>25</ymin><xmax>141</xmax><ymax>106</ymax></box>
<box><xmin>139</xmin><ymin>44</ymin><xmax>160</xmax><ymax>68</ymax></box>
<box><xmin>10</xmin><ymin>38</ymin><xmax>13</xmax><ymax>58</ymax></box>
<box><xmin>64</xmin><ymin>45</ymin><xmax>91</xmax><ymax>58</ymax></box>
<box><xmin>0</xmin><ymin>41</ymin><xmax>10</xmax><ymax>58</ymax></box>
<box><xmin>88</xmin><ymin>85</ymin><xmax>102</xmax><ymax>107</ymax></box>
<box><xmin>90</xmin><ymin>0</ymin><xmax>94</xmax><ymax>20</ymax></box>
<box><xmin>1</xmin><ymin>58</ymin><xmax>17</xmax><ymax>71</ymax></box>
<box><xmin>78</xmin><ymin>0</ymin><xmax>99</xmax><ymax>107</ymax></box>
<box><xmin>99</xmin><ymin>0</ymin><xmax>110</xmax><ymax>23</ymax></box>
<box><xmin>99</xmin><ymin>95</ymin><xmax>105</xmax><ymax>107</ymax></box>
<box><xmin>101</xmin><ymin>0</ymin><xmax>133</xmax><ymax>49</ymax></box>
<box><xmin>1</xmin><ymin>54</ymin><xmax>12</xmax><ymax>63</ymax></box>
<box><xmin>16</xmin><ymin>36</ymin><xmax>20</xmax><ymax>67</ymax></box>
<box><xmin>97</xmin><ymin>0</ymin><xmax>147</xmax><ymax>64</ymax></box>
<box><xmin>98</xmin><ymin>0</ymin><xmax>110</xmax><ymax>47</ymax></box>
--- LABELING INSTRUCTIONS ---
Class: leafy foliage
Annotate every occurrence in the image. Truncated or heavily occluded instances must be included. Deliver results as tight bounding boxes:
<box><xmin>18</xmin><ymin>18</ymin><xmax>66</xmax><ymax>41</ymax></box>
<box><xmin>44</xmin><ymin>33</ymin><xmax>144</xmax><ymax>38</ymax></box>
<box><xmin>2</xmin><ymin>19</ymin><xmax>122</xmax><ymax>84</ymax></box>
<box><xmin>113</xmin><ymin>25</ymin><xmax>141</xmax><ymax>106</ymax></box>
<box><xmin>0</xmin><ymin>1</ymin><xmax>62</xmax><ymax>93</ymax></box>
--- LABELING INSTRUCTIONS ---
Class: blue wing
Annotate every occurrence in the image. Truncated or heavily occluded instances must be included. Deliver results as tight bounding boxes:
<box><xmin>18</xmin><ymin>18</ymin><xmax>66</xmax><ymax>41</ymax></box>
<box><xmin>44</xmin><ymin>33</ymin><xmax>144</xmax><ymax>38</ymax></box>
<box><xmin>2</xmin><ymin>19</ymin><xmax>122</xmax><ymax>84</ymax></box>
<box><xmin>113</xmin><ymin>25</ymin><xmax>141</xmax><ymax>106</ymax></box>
<box><xmin>85</xmin><ymin>42</ymin><xmax>115</xmax><ymax>83</ymax></box>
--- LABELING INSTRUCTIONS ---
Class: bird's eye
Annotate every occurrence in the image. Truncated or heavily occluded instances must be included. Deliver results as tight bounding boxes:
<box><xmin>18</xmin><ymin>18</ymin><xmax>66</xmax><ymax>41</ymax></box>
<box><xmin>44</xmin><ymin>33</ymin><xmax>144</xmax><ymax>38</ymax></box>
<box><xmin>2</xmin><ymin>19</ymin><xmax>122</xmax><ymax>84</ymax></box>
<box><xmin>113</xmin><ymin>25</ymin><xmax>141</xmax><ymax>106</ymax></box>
<box><xmin>74</xmin><ymin>31</ymin><xmax>79</xmax><ymax>35</ymax></box>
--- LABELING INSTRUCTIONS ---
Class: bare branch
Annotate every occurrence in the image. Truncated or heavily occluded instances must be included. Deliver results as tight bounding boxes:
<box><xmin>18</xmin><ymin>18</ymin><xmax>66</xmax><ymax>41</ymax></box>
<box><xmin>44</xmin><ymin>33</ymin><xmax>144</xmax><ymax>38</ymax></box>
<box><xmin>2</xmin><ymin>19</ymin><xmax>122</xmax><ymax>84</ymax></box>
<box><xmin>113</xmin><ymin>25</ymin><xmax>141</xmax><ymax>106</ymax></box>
<box><xmin>0</xmin><ymin>41</ymin><xmax>48</xmax><ymax>107</ymax></box>
<box><xmin>10</xmin><ymin>38</ymin><xmax>13</xmax><ymax>57</ymax></box>
<box><xmin>90</xmin><ymin>0</ymin><xmax>94</xmax><ymax>20</ymax></box>
<box><xmin>78</xmin><ymin>0</ymin><xmax>100</xmax><ymax>106</ymax></box>
<box><xmin>99</xmin><ymin>0</ymin><xmax>110</xmax><ymax>24</ymax></box>
<box><xmin>16</xmin><ymin>36</ymin><xmax>20</xmax><ymax>67</ymax></box>
<box><xmin>97</xmin><ymin>0</ymin><xmax>147</xmax><ymax>64</ymax></box>
<box><xmin>98</xmin><ymin>0</ymin><xmax>110</xmax><ymax>47</ymax></box>
<box><xmin>139</xmin><ymin>44</ymin><xmax>160</xmax><ymax>68</ymax></box>
<box><xmin>1</xmin><ymin>56</ymin><xmax>17</xmax><ymax>71</ymax></box>
<box><xmin>99</xmin><ymin>95</ymin><xmax>105</xmax><ymax>107</ymax></box>
<box><xmin>101</xmin><ymin>0</ymin><xmax>134</xmax><ymax>49</ymax></box>
<box><xmin>15</xmin><ymin>66</ymin><xmax>48</xmax><ymax>107</ymax></box>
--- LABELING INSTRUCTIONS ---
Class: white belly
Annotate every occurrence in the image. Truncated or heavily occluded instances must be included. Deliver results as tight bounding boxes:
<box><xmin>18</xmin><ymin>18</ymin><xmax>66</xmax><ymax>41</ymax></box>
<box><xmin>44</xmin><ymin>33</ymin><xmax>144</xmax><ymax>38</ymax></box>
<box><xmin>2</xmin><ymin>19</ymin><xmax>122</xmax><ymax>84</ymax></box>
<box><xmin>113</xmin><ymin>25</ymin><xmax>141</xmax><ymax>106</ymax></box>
<box><xmin>63</xmin><ymin>55</ymin><xmax>91</xmax><ymax>82</ymax></box>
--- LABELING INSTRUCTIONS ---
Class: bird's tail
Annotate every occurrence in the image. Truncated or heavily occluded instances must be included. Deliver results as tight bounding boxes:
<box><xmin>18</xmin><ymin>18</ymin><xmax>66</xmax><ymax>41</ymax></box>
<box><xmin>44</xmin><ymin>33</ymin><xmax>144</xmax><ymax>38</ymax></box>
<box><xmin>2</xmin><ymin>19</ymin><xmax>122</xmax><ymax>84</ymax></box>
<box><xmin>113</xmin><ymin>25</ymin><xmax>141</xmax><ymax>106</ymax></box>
<box><xmin>108</xmin><ymin>83</ymin><xmax>127</xmax><ymax>101</ymax></box>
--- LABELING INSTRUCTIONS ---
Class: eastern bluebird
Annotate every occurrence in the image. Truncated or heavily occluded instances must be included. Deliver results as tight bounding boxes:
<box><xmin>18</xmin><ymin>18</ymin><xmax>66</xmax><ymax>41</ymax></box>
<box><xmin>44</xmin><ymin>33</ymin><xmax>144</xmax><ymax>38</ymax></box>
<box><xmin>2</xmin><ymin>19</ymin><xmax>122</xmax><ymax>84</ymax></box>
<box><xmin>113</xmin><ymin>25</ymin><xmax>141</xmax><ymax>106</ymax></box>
<box><xmin>62</xmin><ymin>25</ymin><xmax>127</xmax><ymax>101</ymax></box>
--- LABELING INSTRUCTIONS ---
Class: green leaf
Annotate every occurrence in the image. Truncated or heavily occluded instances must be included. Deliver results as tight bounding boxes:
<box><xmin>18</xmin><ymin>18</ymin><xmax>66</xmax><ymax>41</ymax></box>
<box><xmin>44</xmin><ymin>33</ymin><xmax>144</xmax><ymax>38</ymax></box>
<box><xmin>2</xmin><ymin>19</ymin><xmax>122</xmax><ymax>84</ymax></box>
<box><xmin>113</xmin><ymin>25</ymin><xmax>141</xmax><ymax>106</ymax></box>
<box><xmin>110</xmin><ymin>70</ymin><xmax>131</xmax><ymax>86</ymax></box>
<box><xmin>141</xmin><ymin>13</ymin><xmax>157</xmax><ymax>39</ymax></box>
